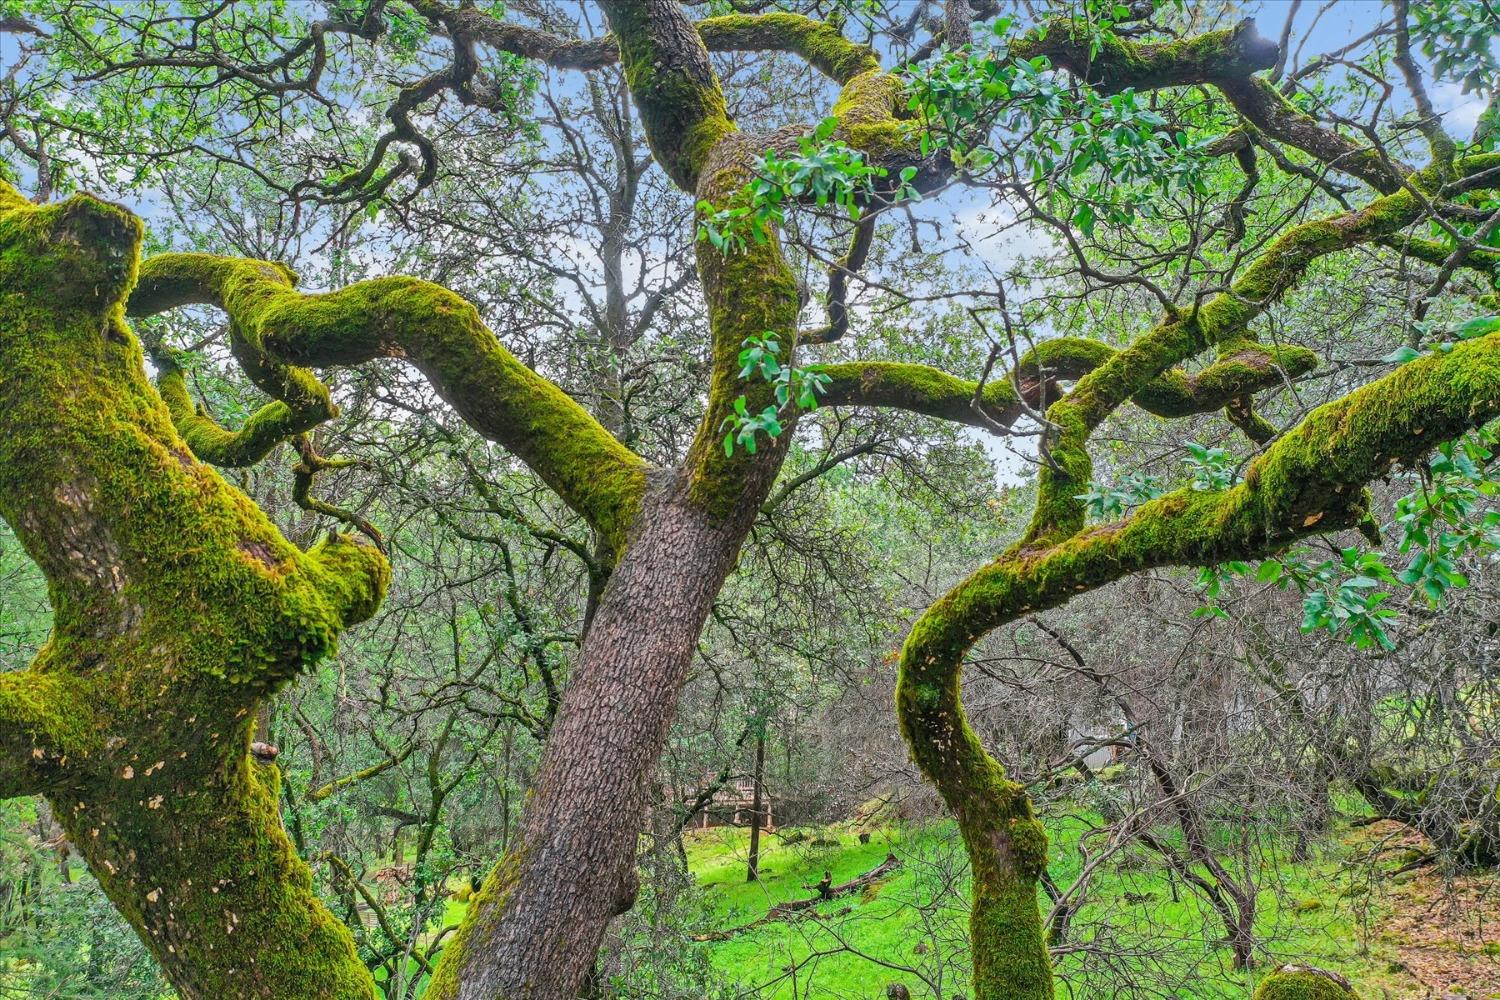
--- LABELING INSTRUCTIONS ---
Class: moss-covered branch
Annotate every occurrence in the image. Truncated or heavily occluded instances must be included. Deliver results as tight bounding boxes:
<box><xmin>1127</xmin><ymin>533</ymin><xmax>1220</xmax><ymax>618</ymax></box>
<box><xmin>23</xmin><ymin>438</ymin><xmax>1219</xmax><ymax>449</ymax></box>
<box><xmin>599</xmin><ymin>1</ymin><xmax>735</xmax><ymax>192</ymax></box>
<box><xmin>0</xmin><ymin>184</ymin><xmax>388</xmax><ymax>997</ymax></box>
<box><xmin>818</xmin><ymin>338</ymin><xmax>1316</xmax><ymax>430</ymax></box>
<box><xmin>0</xmin><ymin>672</ymin><xmax>96</xmax><ymax>798</ymax></box>
<box><xmin>153</xmin><ymin>357</ymin><xmax>333</xmax><ymax>467</ymax></box>
<box><xmin>1025</xmin><ymin>189</ymin><xmax>1423</xmax><ymax>545</ymax></box>
<box><xmin>129</xmin><ymin>252</ymin><xmax>648</xmax><ymax>554</ymax></box>
<box><xmin>1018</xmin><ymin>17</ymin><xmax>1405</xmax><ymax>193</ymax></box>
<box><xmin>684</xmin><ymin>144</ymin><xmax>804</xmax><ymax>514</ymax></box>
<box><xmin>418</xmin><ymin>4</ymin><xmax>877</xmax><ymax>84</ymax></box>
<box><xmin>897</xmin><ymin>330</ymin><xmax>1498</xmax><ymax>1000</ymax></box>
<box><xmin>1008</xmin><ymin>16</ymin><xmax>1416</xmax><ymax>193</ymax></box>
<box><xmin>1381</xmin><ymin>234</ymin><xmax>1500</xmax><ymax>291</ymax></box>
<box><xmin>1011</xmin><ymin>16</ymin><xmax>1280</xmax><ymax>94</ymax></box>
<box><xmin>697</xmin><ymin>13</ymin><xmax>879</xmax><ymax>85</ymax></box>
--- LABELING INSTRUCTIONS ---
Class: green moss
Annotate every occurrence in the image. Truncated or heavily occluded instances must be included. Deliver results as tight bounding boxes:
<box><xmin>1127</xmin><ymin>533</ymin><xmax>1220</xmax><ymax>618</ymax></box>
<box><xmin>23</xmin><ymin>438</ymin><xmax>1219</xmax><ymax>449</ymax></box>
<box><xmin>818</xmin><ymin>360</ymin><xmax>1020</xmax><ymax>427</ymax></box>
<box><xmin>1254</xmin><ymin>968</ymin><xmax>1358</xmax><ymax>999</ymax></box>
<box><xmin>603</xmin><ymin>1</ymin><xmax>736</xmax><ymax>192</ymax></box>
<box><xmin>894</xmin><ymin>328</ymin><xmax>1499</xmax><ymax>999</ymax></box>
<box><xmin>685</xmin><ymin>182</ymin><xmax>802</xmax><ymax>515</ymax></box>
<box><xmin>131</xmin><ymin>253</ymin><xmax>648</xmax><ymax>556</ymax></box>
<box><xmin>1011</xmin><ymin>17</ymin><xmax>1278</xmax><ymax>94</ymax></box>
<box><xmin>831</xmin><ymin>70</ymin><xmax>911</xmax><ymax>160</ymax></box>
<box><xmin>1015</xmin><ymin>190</ymin><xmax>1425</xmax><ymax>546</ymax></box>
<box><xmin>154</xmin><ymin>363</ymin><xmax>333</xmax><ymax>467</ymax></box>
<box><xmin>422</xmin><ymin>850</ymin><xmax>526</xmax><ymax>1000</ymax></box>
<box><xmin>1199</xmin><ymin>192</ymin><xmax>1419</xmax><ymax>341</ymax></box>
<box><xmin>698</xmin><ymin>13</ymin><xmax>879</xmax><ymax>84</ymax></box>
<box><xmin>0</xmin><ymin>183</ymin><xmax>385</xmax><ymax>998</ymax></box>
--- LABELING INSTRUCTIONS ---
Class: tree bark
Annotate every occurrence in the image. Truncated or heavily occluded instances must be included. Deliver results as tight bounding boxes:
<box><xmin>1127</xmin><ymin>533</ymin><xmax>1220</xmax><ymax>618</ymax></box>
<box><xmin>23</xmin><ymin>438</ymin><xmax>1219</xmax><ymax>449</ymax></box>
<box><xmin>0</xmin><ymin>187</ymin><xmax>390</xmax><ymax>998</ymax></box>
<box><xmin>747</xmin><ymin>725</ymin><xmax>766</xmax><ymax>882</ymax></box>
<box><xmin>424</xmin><ymin>476</ymin><xmax>771</xmax><ymax>999</ymax></box>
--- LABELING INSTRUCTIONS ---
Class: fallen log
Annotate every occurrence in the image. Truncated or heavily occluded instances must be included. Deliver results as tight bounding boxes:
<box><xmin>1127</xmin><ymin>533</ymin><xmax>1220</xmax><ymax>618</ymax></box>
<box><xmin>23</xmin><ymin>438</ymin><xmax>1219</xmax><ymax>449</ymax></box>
<box><xmin>693</xmin><ymin>853</ymin><xmax>902</xmax><ymax>941</ymax></box>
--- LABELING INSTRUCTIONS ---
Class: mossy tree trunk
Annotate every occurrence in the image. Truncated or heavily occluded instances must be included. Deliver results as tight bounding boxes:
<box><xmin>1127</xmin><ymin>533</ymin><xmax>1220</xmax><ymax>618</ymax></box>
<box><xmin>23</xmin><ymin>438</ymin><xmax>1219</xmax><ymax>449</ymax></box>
<box><xmin>892</xmin><ymin>135</ymin><xmax>1500</xmax><ymax>1000</ymax></box>
<box><xmin>7</xmin><ymin>6</ymin><xmax>1496</xmax><ymax>1000</ymax></box>
<box><xmin>0</xmin><ymin>186</ymin><xmax>389</xmax><ymax>998</ymax></box>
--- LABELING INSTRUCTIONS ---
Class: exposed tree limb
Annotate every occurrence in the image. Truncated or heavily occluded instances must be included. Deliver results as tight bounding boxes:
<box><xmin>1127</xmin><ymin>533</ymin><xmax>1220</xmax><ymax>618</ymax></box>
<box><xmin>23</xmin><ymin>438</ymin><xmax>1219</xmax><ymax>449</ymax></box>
<box><xmin>127</xmin><ymin>253</ymin><xmax>649</xmax><ymax>553</ymax></box>
<box><xmin>897</xmin><ymin>329</ymin><xmax>1500</xmax><ymax>999</ymax></box>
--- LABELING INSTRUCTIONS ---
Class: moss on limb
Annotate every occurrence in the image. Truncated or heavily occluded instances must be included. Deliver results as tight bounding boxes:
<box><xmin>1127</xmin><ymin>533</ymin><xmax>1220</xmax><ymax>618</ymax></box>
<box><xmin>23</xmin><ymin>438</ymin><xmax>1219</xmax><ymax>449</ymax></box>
<box><xmin>0</xmin><ymin>183</ymin><xmax>387</xmax><ymax>997</ymax></box>
<box><xmin>600</xmin><ymin>0</ymin><xmax>735</xmax><ymax>192</ymax></box>
<box><xmin>428</xmin><ymin>6</ymin><xmax>878</xmax><ymax>84</ymax></box>
<box><xmin>1023</xmin><ymin>190</ymin><xmax>1423</xmax><ymax>545</ymax></box>
<box><xmin>1017</xmin><ymin>17</ymin><xmax>1403</xmax><ymax>193</ymax></box>
<box><xmin>0</xmin><ymin>672</ymin><xmax>96</xmax><ymax>798</ymax></box>
<box><xmin>1011</xmin><ymin>16</ymin><xmax>1280</xmax><ymax>94</ymax></box>
<box><xmin>818</xmin><ymin>338</ymin><xmax>1317</xmax><ymax>431</ymax></box>
<box><xmin>698</xmin><ymin>12</ymin><xmax>878</xmax><ymax>84</ymax></box>
<box><xmin>130</xmin><ymin>252</ymin><xmax>648</xmax><ymax>555</ymax></box>
<box><xmin>154</xmin><ymin>359</ymin><xmax>333</xmax><ymax>468</ymax></box>
<box><xmin>897</xmin><ymin>329</ymin><xmax>1498</xmax><ymax>999</ymax></box>
<box><xmin>684</xmin><ymin>137</ymin><xmax>805</xmax><ymax>515</ymax></box>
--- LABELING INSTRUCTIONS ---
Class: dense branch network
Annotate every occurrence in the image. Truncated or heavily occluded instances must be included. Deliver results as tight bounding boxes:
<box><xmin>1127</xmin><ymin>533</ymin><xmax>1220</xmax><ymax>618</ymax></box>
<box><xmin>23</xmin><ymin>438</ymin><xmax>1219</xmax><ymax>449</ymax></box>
<box><xmin>2</xmin><ymin>4</ymin><xmax>1497</xmax><ymax>999</ymax></box>
<box><xmin>127</xmin><ymin>252</ymin><xmax>649</xmax><ymax>553</ymax></box>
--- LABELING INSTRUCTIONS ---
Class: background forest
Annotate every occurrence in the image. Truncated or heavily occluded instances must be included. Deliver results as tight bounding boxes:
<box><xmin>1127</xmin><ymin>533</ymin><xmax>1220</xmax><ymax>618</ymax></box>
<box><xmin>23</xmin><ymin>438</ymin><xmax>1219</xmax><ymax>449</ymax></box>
<box><xmin>0</xmin><ymin>0</ymin><xmax>1496</xmax><ymax>998</ymax></box>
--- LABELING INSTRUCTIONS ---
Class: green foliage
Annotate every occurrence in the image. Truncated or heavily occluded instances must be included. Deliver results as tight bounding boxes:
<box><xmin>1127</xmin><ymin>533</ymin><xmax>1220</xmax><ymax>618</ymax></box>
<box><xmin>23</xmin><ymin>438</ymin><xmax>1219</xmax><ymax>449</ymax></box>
<box><xmin>1409</xmin><ymin>0</ymin><xmax>1500</xmax><ymax>97</ymax></box>
<box><xmin>696</xmin><ymin>116</ymin><xmax>919</xmax><ymax>254</ymax></box>
<box><xmin>1384</xmin><ymin>315</ymin><xmax>1500</xmax><ymax>364</ymax></box>
<box><xmin>691</xmin><ymin>816</ymin><xmax>1386</xmax><ymax>1000</ymax></box>
<box><xmin>0</xmin><ymin>802</ymin><xmax>166</xmax><ymax>999</ymax></box>
<box><xmin>720</xmin><ymin>335</ymin><xmax>830</xmax><ymax>455</ymax></box>
<box><xmin>1183</xmin><ymin>441</ymin><xmax>1237</xmax><ymax>491</ymax></box>
<box><xmin>1201</xmin><ymin>421</ymin><xmax>1498</xmax><ymax>649</ymax></box>
<box><xmin>1074</xmin><ymin>471</ymin><xmax>1163</xmax><ymax>520</ymax></box>
<box><xmin>902</xmin><ymin>21</ymin><xmax>1213</xmax><ymax>235</ymax></box>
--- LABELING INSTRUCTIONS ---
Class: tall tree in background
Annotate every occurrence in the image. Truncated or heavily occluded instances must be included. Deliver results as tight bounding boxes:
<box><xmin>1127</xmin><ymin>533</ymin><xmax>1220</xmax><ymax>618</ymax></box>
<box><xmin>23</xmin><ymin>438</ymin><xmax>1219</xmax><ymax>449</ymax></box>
<box><xmin>0</xmin><ymin>2</ymin><xmax>1496</xmax><ymax>1000</ymax></box>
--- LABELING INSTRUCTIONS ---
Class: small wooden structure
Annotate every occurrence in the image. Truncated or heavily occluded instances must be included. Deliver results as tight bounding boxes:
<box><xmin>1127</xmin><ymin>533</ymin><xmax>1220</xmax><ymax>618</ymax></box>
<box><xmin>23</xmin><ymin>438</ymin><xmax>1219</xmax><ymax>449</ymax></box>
<box><xmin>696</xmin><ymin>775</ymin><xmax>775</xmax><ymax>831</ymax></box>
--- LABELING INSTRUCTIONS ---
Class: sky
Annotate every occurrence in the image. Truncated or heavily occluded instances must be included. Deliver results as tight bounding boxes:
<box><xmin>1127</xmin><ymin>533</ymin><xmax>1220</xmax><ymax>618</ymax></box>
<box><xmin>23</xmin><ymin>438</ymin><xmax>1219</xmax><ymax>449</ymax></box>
<box><xmin>1</xmin><ymin>1</ymin><xmax>1489</xmax><ymax>489</ymax></box>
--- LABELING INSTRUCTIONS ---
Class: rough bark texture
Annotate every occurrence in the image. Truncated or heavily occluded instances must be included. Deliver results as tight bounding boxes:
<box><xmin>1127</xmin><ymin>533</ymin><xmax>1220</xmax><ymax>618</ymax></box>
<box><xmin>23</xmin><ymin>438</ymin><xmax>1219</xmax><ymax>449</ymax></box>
<box><xmin>0</xmin><ymin>183</ymin><xmax>388</xmax><ymax>998</ymax></box>
<box><xmin>421</xmin><ymin>477</ymin><xmax>762</xmax><ymax>999</ymax></box>
<box><xmin>4</xmin><ymin>6</ymin><xmax>1491</xmax><ymax>999</ymax></box>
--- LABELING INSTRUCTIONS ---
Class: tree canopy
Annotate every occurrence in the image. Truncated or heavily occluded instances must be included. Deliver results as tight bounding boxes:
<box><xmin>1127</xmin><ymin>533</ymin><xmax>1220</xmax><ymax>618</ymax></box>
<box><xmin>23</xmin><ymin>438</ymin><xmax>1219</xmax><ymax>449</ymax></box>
<box><xmin>0</xmin><ymin>1</ymin><xmax>1496</xmax><ymax>999</ymax></box>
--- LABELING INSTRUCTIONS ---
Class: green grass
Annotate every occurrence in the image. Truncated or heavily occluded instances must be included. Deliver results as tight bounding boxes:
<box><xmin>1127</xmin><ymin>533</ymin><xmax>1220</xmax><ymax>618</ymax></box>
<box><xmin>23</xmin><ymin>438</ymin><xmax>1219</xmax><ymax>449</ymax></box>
<box><xmin>684</xmin><ymin>811</ymin><xmax>1411</xmax><ymax>999</ymax></box>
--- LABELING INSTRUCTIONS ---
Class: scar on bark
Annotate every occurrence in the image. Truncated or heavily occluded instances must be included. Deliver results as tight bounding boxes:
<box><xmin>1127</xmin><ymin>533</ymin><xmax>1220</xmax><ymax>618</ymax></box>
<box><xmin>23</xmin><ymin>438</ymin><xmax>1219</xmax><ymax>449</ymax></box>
<box><xmin>236</xmin><ymin>539</ymin><xmax>280</xmax><ymax>568</ymax></box>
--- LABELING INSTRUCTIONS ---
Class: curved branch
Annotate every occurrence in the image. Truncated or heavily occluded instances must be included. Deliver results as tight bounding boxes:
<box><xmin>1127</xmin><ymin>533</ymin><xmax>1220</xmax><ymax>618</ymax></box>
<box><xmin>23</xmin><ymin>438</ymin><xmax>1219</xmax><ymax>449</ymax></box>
<box><xmin>1016</xmin><ymin>17</ymin><xmax>1407</xmax><ymax>193</ymax></box>
<box><xmin>599</xmin><ymin>0</ymin><xmax>734</xmax><ymax>192</ymax></box>
<box><xmin>1025</xmin><ymin>188</ymin><xmax>1427</xmax><ymax>545</ymax></box>
<box><xmin>1010</xmin><ymin>16</ymin><xmax>1280</xmax><ymax>93</ymax></box>
<box><xmin>127</xmin><ymin>253</ymin><xmax>649</xmax><ymax>553</ymax></box>
<box><xmin>898</xmin><ymin>329</ymin><xmax>1500</xmax><ymax>1000</ymax></box>
<box><xmin>415</xmin><ymin>4</ymin><xmax>878</xmax><ymax>83</ymax></box>
<box><xmin>697</xmin><ymin>13</ymin><xmax>879</xmax><ymax>84</ymax></box>
<box><xmin>153</xmin><ymin>355</ymin><xmax>334</xmax><ymax>467</ymax></box>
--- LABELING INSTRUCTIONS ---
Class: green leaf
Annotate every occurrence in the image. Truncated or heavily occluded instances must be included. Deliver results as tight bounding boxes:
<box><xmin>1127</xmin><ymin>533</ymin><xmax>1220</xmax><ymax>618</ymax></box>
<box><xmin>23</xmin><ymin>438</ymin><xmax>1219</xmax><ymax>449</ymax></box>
<box><xmin>1455</xmin><ymin>315</ymin><xmax>1500</xmax><ymax>339</ymax></box>
<box><xmin>1256</xmin><ymin>560</ymin><xmax>1283</xmax><ymax>583</ymax></box>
